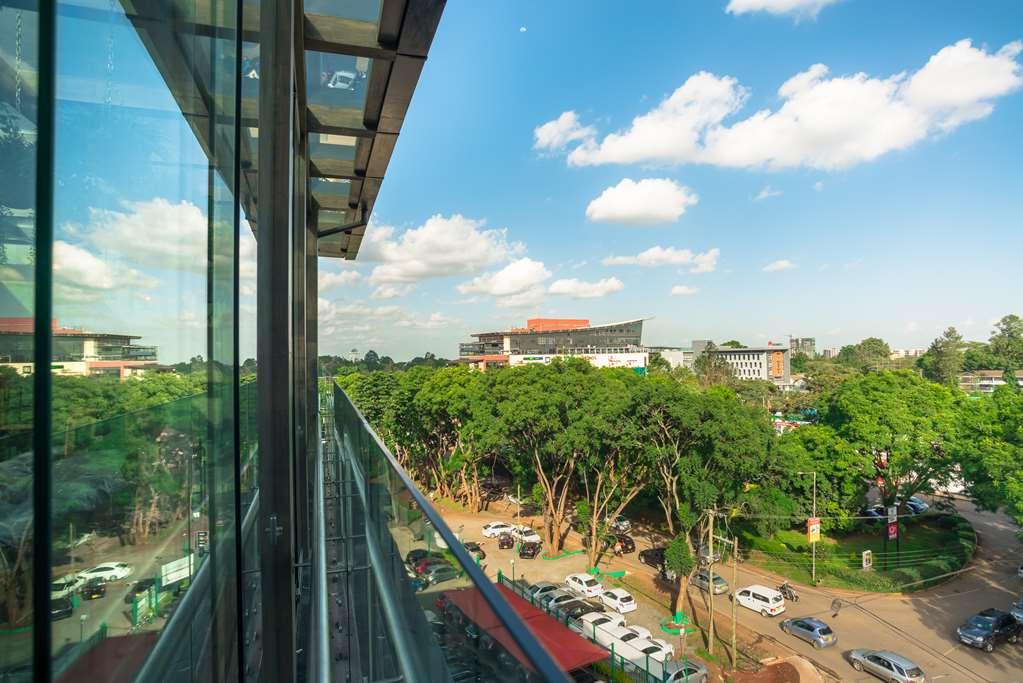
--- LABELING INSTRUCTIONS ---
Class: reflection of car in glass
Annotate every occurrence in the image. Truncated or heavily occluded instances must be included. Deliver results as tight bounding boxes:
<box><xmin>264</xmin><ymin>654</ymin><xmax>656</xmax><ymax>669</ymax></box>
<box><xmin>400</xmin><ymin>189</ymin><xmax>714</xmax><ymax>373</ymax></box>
<box><xmin>424</xmin><ymin>564</ymin><xmax>460</xmax><ymax>585</ymax></box>
<box><xmin>848</xmin><ymin>649</ymin><xmax>925</xmax><ymax>682</ymax></box>
<box><xmin>956</xmin><ymin>608</ymin><xmax>1020</xmax><ymax>652</ymax></box>
<box><xmin>405</xmin><ymin>549</ymin><xmax>444</xmax><ymax>566</ymax></box>
<box><xmin>692</xmin><ymin>569</ymin><xmax>729</xmax><ymax>595</ymax></box>
<box><xmin>780</xmin><ymin>617</ymin><xmax>837</xmax><ymax>648</ymax></box>
<box><xmin>50</xmin><ymin>575</ymin><xmax>84</xmax><ymax>600</ymax></box>
<box><xmin>78</xmin><ymin>562</ymin><xmax>133</xmax><ymax>582</ymax></box>
<box><xmin>518</xmin><ymin>541</ymin><xmax>541</xmax><ymax>559</ymax></box>
<box><xmin>414</xmin><ymin>557</ymin><xmax>450</xmax><ymax>574</ymax></box>
<box><xmin>463</xmin><ymin>542</ymin><xmax>486</xmax><ymax>560</ymax></box>
<box><xmin>125</xmin><ymin>578</ymin><xmax>157</xmax><ymax>604</ymax></box>
<box><xmin>81</xmin><ymin>578</ymin><xmax>107</xmax><ymax>600</ymax></box>
<box><xmin>50</xmin><ymin>598</ymin><xmax>74</xmax><ymax>621</ymax></box>
<box><xmin>497</xmin><ymin>533</ymin><xmax>514</xmax><ymax>549</ymax></box>
<box><xmin>322</xmin><ymin>69</ymin><xmax>359</xmax><ymax>91</ymax></box>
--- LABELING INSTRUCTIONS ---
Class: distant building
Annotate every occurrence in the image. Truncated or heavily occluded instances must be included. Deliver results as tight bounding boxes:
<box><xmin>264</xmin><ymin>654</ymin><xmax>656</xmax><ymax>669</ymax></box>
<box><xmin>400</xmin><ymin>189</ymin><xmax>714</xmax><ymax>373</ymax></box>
<box><xmin>890</xmin><ymin>348</ymin><xmax>926</xmax><ymax>360</ymax></box>
<box><xmin>789</xmin><ymin>336</ymin><xmax>816</xmax><ymax>357</ymax></box>
<box><xmin>821</xmin><ymin>347</ymin><xmax>839</xmax><ymax>359</ymax></box>
<box><xmin>959</xmin><ymin>370</ymin><xmax>1023</xmax><ymax>394</ymax></box>
<box><xmin>660</xmin><ymin>340</ymin><xmax>792</xmax><ymax>388</ymax></box>
<box><xmin>0</xmin><ymin>317</ymin><xmax>158</xmax><ymax>378</ymax></box>
<box><xmin>459</xmin><ymin>318</ymin><xmax>648</xmax><ymax>371</ymax></box>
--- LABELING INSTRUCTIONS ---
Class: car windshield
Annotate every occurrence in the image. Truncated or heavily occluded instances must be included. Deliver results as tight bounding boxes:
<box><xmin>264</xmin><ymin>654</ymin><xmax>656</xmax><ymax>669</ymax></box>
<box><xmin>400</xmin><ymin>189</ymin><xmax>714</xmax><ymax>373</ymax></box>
<box><xmin>620</xmin><ymin>633</ymin><xmax>638</xmax><ymax>642</ymax></box>
<box><xmin>640</xmin><ymin>645</ymin><xmax>661</xmax><ymax>654</ymax></box>
<box><xmin>906</xmin><ymin>667</ymin><xmax>924</xmax><ymax>677</ymax></box>
<box><xmin>771</xmin><ymin>595</ymin><xmax>783</xmax><ymax>603</ymax></box>
<box><xmin>968</xmin><ymin>616</ymin><xmax>994</xmax><ymax>631</ymax></box>
<box><xmin>619</xmin><ymin>595</ymin><xmax>633</xmax><ymax>602</ymax></box>
<box><xmin>583</xmin><ymin>578</ymin><xmax>597</xmax><ymax>587</ymax></box>
<box><xmin>818</xmin><ymin>626</ymin><xmax>833</xmax><ymax>635</ymax></box>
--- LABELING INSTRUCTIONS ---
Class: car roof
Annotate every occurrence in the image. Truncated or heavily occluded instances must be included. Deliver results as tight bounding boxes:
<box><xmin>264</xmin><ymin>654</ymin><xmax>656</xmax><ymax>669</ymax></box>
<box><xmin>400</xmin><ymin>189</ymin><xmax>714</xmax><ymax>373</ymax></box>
<box><xmin>796</xmin><ymin>617</ymin><xmax>828</xmax><ymax>628</ymax></box>
<box><xmin>566</xmin><ymin>573</ymin><xmax>590</xmax><ymax>580</ymax></box>
<box><xmin>531</xmin><ymin>581</ymin><xmax>556</xmax><ymax>589</ymax></box>
<box><xmin>871</xmin><ymin>651</ymin><xmax>920</xmax><ymax>668</ymax></box>
<box><xmin>580</xmin><ymin>612</ymin><xmax>616</xmax><ymax>623</ymax></box>
<box><xmin>606</xmin><ymin>588</ymin><xmax>629</xmax><ymax>598</ymax></box>
<box><xmin>743</xmin><ymin>584</ymin><xmax>781</xmax><ymax>596</ymax></box>
<box><xmin>978</xmin><ymin>608</ymin><xmax>1008</xmax><ymax>618</ymax></box>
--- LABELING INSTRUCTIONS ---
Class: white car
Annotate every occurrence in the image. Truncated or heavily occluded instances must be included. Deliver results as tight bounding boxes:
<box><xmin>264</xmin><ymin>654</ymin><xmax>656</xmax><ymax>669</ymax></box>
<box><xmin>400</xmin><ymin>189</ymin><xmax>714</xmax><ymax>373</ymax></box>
<box><xmin>481</xmin><ymin>521</ymin><xmax>515</xmax><ymax>538</ymax></box>
<box><xmin>732</xmin><ymin>584</ymin><xmax>786</xmax><ymax>617</ymax></box>
<box><xmin>571</xmin><ymin>611</ymin><xmax>627</xmax><ymax>638</ymax></box>
<box><xmin>594</xmin><ymin>625</ymin><xmax>657</xmax><ymax>661</ymax></box>
<box><xmin>78</xmin><ymin>562</ymin><xmax>133</xmax><ymax>582</ymax></box>
<box><xmin>600</xmin><ymin>588</ymin><xmax>638</xmax><ymax>614</ymax></box>
<box><xmin>610</xmin><ymin>516</ymin><xmax>632</xmax><ymax>533</ymax></box>
<box><xmin>648</xmin><ymin>638</ymin><xmax>675</xmax><ymax>658</ymax></box>
<box><xmin>623</xmin><ymin>624</ymin><xmax>652</xmax><ymax>640</ymax></box>
<box><xmin>50</xmin><ymin>574</ymin><xmax>84</xmax><ymax>600</ymax></box>
<box><xmin>565</xmin><ymin>573</ymin><xmax>604</xmax><ymax>598</ymax></box>
<box><xmin>511</xmin><ymin>525</ymin><xmax>542</xmax><ymax>543</ymax></box>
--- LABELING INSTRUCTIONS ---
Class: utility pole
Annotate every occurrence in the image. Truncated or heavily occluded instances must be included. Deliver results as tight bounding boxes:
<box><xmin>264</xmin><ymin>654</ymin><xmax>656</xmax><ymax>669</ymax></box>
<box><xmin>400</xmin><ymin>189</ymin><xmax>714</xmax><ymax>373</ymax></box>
<box><xmin>731</xmin><ymin>537</ymin><xmax>738</xmax><ymax>670</ymax></box>
<box><xmin>798</xmin><ymin>470</ymin><xmax>818</xmax><ymax>584</ymax></box>
<box><xmin>706</xmin><ymin>509</ymin><xmax>715</xmax><ymax>655</ymax></box>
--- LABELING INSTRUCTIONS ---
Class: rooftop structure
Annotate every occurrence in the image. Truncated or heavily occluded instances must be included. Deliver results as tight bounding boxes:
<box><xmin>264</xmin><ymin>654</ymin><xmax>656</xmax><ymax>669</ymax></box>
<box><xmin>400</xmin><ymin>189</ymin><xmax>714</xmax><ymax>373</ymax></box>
<box><xmin>659</xmin><ymin>340</ymin><xmax>793</xmax><ymax>388</ymax></box>
<box><xmin>959</xmin><ymin>370</ymin><xmax>1023</xmax><ymax>394</ymax></box>
<box><xmin>459</xmin><ymin>318</ymin><xmax>648</xmax><ymax>369</ymax></box>
<box><xmin>0</xmin><ymin>317</ymin><xmax>157</xmax><ymax>377</ymax></box>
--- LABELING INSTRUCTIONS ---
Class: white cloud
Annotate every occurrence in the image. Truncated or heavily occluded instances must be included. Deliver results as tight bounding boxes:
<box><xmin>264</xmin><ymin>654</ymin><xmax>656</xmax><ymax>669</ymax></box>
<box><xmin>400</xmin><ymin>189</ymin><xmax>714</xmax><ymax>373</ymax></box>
<box><xmin>395</xmin><ymin>312</ymin><xmax>458</xmax><ymax>330</ymax></box>
<box><xmin>725</xmin><ymin>0</ymin><xmax>839</xmax><ymax>18</ymax></box>
<box><xmin>754</xmin><ymin>185</ymin><xmax>783</xmax><ymax>201</ymax></box>
<box><xmin>499</xmin><ymin>287</ymin><xmax>546</xmax><ymax>309</ymax></box>
<box><xmin>670</xmin><ymin>285</ymin><xmax>699</xmax><ymax>296</ymax></box>
<box><xmin>554</xmin><ymin>40</ymin><xmax>1022</xmax><ymax>171</ymax></box>
<box><xmin>548</xmin><ymin>277</ymin><xmax>624</xmax><ymax>299</ymax></box>
<box><xmin>763</xmin><ymin>259</ymin><xmax>796</xmax><ymax>272</ymax></box>
<box><xmin>813</xmin><ymin>180</ymin><xmax>824</xmax><ymax>191</ymax></box>
<box><xmin>602</xmin><ymin>246</ymin><xmax>719</xmax><ymax>273</ymax></box>
<box><xmin>519</xmin><ymin>26</ymin><xmax>527</xmax><ymax>33</ymax></box>
<box><xmin>88</xmin><ymin>198</ymin><xmax>208</xmax><ymax>273</ymax></box>
<box><xmin>533</xmin><ymin>111</ymin><xmax>596</xmax><ymax>151</ymax></box>
<box><xmin>457</xmin><ymin>258</ymin><xmax>551</xmax><ymax>298</ymax></box>
<box><xmin>362</xmin><ymin>214</ymin><xmax>524</xmax><ymax>285</ymax></box>
<box><xmin>905</xmin><ymin>321</ymin><xmax>920</xmax><ymax>333</ymax></box>
<box><xmin>53</xmin><ymin>240</ymin><xmax>158</xmax><ymax>301</ymax></box>
<box><xmin>585</xmin><ymin>178</ymin><xmax>699</xmax><ymax>224</ymax></box>
<box><xmin>318</xmin><ymin>269</ymin><xmax>362</xmax><ymax>292</ymax></box>
<box><xmin>961</xmin><ymin>316</ymin><xmax>976</xmax><ymax>328</ymax></box>
<box><xmin>827</xmin><ymin>327</ymin><xmax>842</xmax><ymax>335</ymax></box>
<box><xmin>370</xmin><ymin>284</ymin><xmax>413</xmax><ymax>300</ymax></box>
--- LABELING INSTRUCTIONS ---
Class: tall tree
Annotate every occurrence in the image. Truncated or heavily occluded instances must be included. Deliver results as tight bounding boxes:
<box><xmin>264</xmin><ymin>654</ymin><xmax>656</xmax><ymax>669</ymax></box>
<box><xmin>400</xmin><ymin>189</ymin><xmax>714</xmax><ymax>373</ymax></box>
<box><xmin>836</xmin><ymin>337</ymin><xmax>891</xmax><ymax>372</ymax></box>
<box><xmin>694</xmin><ymin>343</ymin><xmax>734</xmax><ymax>387</ymax></box>
<box><xmin>919</xmin><ymin>327</ymin><xmax>965</xmax><ymax>387</ymax></box>
<box><xmin>989</xmin><ymin>314</ymin><xmax>1023</xmax><ymax>369</ymax></box>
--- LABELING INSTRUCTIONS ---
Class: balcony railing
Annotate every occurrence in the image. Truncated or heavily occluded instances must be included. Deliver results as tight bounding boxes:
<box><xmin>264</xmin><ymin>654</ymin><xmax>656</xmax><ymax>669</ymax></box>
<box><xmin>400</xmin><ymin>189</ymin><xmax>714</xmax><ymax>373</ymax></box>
<box><xmin>327</xmin><ymin>383</ymin><xmax>568</xmax><ymax>681</ymax></box>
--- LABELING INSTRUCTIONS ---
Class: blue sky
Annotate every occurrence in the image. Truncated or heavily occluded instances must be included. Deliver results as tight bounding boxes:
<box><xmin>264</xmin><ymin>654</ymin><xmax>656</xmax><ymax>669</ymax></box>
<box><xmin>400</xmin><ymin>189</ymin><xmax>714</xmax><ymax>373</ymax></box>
<box><xmin>319</xmin><ymin>0</ymin><xmax>1023</xmax><ymax>360</ymax></box>
<box><xmin>37</xmin><ymin>1</ymin><xmax>1022</xmax><ymax>363</ymax></box>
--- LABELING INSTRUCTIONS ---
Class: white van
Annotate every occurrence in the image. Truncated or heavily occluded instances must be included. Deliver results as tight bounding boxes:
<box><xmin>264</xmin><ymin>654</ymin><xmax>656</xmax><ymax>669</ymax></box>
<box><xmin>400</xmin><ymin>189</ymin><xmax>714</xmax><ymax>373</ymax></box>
<box><xmin>732</xmin><ymin>584</ymin><xmax>786</xmax><ymax>617</ymax></box>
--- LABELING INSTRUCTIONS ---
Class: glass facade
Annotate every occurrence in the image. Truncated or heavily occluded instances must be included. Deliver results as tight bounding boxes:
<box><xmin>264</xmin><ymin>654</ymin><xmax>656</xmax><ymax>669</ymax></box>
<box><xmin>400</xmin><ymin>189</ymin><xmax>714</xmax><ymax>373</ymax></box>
<box><xmin>0</xmin><ymin>0</ymin><xmax>568</xmax><ymax>681</ymax></box>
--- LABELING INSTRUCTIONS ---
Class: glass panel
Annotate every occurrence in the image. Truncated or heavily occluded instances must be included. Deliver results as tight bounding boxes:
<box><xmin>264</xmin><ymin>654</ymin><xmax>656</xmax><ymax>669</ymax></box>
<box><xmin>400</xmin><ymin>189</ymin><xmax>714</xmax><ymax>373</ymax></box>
<box><xmin>0</xmin><ymin>0</ymin><xmax>37</xmax><ymax>677</ymax></box>
<box><xmin>305</xmin><ymin>0</ymin><xmax>380</xmax><ymax>25</ymax></box>
<box><xmin>310</xmin><ymin>177</ymin><xmax>352</xmax><ymax>210</ymax></box>
<box><xmin>309</xmin><ymin>133</ymin><xmax>356</xmax><ymax>178</ymax></box>
<box><xmin>306</xmin><ymin>52</ymin><xmax>372</xmax><ymax>130</ymax></box>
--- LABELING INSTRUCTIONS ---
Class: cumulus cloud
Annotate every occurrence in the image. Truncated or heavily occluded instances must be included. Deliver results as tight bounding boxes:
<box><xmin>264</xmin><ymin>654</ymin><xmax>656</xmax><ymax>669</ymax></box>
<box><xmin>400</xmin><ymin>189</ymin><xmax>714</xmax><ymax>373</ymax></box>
<box><xmin>725</xmin><ymin>0</ymin><xmax>839</xmax><ymax>18</ymax></box>
<box><xmin>602</xmin><ymin>246</ymin><xmax>719</xmax><ymax>273</ymax></box>
<box><xmin>763</xmin><ymin>259</ymin><xmax>796</xmax><ymax>272</ymax></box>
<box><xmin>670</xmin><ymin>285</ymin><xmax>699</xmax><ymax>296</ymax></box>
<box><xmin>370</xmin><ymin>284</ymin><xmax>413</xmax><ymax>300</ymax></box>
<box><xmin>88</xmin><ymin>198</ymin><xmax>208</xmax><ymax>273</ymax></box>
<box><xmin>317</xmin><ymin>297</ymin><xmax>402</xmax><ymax>337</ymax></box>
<box><xmin>585</xmin><ymin>178</ymin><xmax>699</xmax><ymax>224</ymax></box>
<box><xmin>362</xmin><ymin>214</ymin><xmax>523</xmax><ymax>285</ymax></box>
<box><xmin>813</xmin><ymin>180</ymin><xmax>824</xmax><ymax>192</ymax></box>
<box><xmin>754</xmin><ymin>185</ymin><xmax>783</xmax><ymax>201</ymax></box>
<box><xmin>533</xmin><ymin>111</ymin><xmax>596</xmax><ymax>151</ymax></box>
<box><xmin>395</xmin><ymin>312</ymin><xmax>458</xmax><ymax>329</ymax></box>
<box><xmin>53</xmin><ymin>240</ymin><xmax>158</xmax><ymax>301</ymax></box>
<box><xmin>542</xmin><ymin>39</ymin><xmax>1022</xmax><ymax>171</ymax></box>
<box><xmin>457</xmin><ymin>258</ymin><xmax>551</xmax><ymax>297</ymax></box>
<box><xmin>548</xmin><ymin>277</ymin><xmax>624</xmax><ymax>299</ymax></box>
<box><xmin>319</xmin><ymin>269</ymin><xmax>362</xmax><ymax>292</ymax></box>
<box><xmin>519</xmin><ymin>26</ymin><xmax>527</xmax><ymax>33</ymax></box>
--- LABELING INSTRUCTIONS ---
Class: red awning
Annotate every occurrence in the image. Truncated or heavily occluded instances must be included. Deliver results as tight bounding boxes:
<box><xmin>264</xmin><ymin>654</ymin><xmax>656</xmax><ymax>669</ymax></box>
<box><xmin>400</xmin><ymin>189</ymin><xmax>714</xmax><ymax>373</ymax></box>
<box><xmin>442</xmin><ymin>584</ymin><xmax>608</xmax><ymax>673</ymax></box>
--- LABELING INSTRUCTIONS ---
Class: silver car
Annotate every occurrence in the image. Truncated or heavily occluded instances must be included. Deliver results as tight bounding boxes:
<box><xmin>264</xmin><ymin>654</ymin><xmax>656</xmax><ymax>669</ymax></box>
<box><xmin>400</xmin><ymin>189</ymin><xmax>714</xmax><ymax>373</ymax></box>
<box><xmin>663</xmin><ymin>659</ymin><xmax>709</xmax><ymax>683</ymax></box>
<box><xmin>691</xmin><ymin>569</ymin><xmax>728</xmax><ymax>595</ymax></box>
<box><xmin>780</xmin><ymin>617</ymin><xmax>837</xmax><ymax>649</ymax></box>
<box><xmin>848</xmin><ymin>649</ymin><xmax>925</xmax><ymax>683</ymax></box>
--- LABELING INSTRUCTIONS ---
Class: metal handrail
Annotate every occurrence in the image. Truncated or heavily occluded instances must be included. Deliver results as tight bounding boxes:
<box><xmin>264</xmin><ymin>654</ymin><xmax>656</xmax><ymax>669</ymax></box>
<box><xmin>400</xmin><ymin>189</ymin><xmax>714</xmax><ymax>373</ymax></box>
<box><xmin>309</xmin><ymin>408</ymin><xmax>330</xmax><ymax>681</ymax></box>
<box><xmin>333</xmin><ymin>384</ymin><xmax>569</xmax><ymax>682</ymax></box>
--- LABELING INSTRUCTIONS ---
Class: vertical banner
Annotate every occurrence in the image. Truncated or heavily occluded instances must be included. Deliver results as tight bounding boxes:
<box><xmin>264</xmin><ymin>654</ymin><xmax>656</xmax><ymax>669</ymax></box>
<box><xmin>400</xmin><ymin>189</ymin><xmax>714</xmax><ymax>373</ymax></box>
<box><xmin>807</xmin><ymin>517</ymin><xmax>821</xmax><ymax>543</ymax></box>
<box><xmin>887</xmin><ymin>522</ymin><xmax>898</xmax><ymax>540</ymax></box>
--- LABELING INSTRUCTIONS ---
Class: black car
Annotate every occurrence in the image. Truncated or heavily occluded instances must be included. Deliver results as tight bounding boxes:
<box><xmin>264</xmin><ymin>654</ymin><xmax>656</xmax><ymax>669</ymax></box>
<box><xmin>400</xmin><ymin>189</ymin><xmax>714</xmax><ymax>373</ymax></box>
<box><xmin>638</xmin><ymin>547</ymin><xmax>666</xmax><ymax>568</ymax></box>
<box><xmin>463</xmin><ymin>542</ymin><xmax>486</xmax><ymax>560</ymax></box>
<box><xmin>552</xmin><ymin>599</ymin><xmax>603</xmax><ymax>621</ymax></box>
<box><xmin>956</xmin><ymin>608</ymin><xmax>1021</xmax><ymax>652</ymax></box>
<box><xmin>81</xmin><ymin>578</ymin><xmax>107</xmax><ymax>600</ymax></box>
<box><xmin>518</xmin><ymin>541</ymin><xmax>541</xmax><ymax>559</ymax></box>
<box><xmin>405</xmin><ymin>549</ymin><xmax>444</xmax><ymax>566</ymax></box>
<box><xmin>124</xmin><ymin>578</ymin><xmax>157</xmax><ymax>604</ymax></box>
<box><xmin>497</xmin><ymin>533</ymin><xmax>514</xmax><ymax>550</ymax></box>
<box><xmin>50</xmin><ymin>597</ymin><xmax>73</xmax><ymax>621</ymax></box>
<box><xmin>611</xmin><ymin>534</ymin><xmax>635</xmax><ymax>554</ymax></box>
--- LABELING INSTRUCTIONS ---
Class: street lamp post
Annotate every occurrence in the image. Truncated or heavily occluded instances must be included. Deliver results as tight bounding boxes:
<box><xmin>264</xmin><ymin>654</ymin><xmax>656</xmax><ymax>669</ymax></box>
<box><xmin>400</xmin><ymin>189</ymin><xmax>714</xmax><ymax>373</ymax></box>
<box><xmin>798</xmin><ymin>471</ymin><xmax>817</xmax><ymax>584</ymax></box>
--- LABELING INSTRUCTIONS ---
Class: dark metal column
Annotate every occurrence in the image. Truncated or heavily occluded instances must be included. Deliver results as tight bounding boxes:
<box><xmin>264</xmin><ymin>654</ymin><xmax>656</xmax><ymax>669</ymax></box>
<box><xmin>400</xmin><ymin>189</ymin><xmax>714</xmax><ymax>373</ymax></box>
<box><xmin>293</xmin><ymin>130</ymin><xmax>310</xmax><ymax>565</ymax></box>
<box><xmin>256</xmin><ymin>0</ymin><xmax>296</xmax><ymax>677</ymax></box>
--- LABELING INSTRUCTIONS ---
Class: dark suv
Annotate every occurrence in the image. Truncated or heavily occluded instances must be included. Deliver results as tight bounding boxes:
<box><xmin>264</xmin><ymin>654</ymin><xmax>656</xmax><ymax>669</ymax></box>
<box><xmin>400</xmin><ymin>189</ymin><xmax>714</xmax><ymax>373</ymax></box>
<box><xmin>956</xmin><ymin>608</ymin><xmax>1021</xmax><ymax>652</ymax></box>
<box><xmin>518</xmin><ymin>541</ymin><xmax>541</xmax><ymax>559</ymax></box>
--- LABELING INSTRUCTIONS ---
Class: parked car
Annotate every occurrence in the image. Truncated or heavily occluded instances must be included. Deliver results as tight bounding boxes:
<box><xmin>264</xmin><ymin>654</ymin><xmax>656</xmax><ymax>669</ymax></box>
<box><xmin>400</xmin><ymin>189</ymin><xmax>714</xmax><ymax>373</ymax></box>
<box><xmin>780</xmin><ymin>617</ymin><xmax>837</xmax><ymax>649</ymax></box>
<box><xmin>860</xmin><ymin>507</ymin><xmax>884</xmax><ymax>520</ymax></box>
<box><xmin>594</xmin><ymin>625</ymin><xmax>656</xmax><ymax>662</ymax></box>
<box><xmin>664</xmin><ymin>659</ymin><xmax>709</xmax><ymax>683</ymax></box>
<box><xmin>1017</xmin><ymin>563</ymin><xmax>1023</xmax><ymax>579</ymax></box>
<box><xmin>623</xmin><ymin>624</ymin><xmax>652</xmax><ymax>640</ymax></box>
<box><xmin>518</xmin><ymin>541</ymin><xmax>542</xmax><ymax>559</ymax></box>
<box><xmin>732</xmin><ymin>585</ymin><xmax>786</xmax><ymax>617</ymax></box>
<box><xmin>50</xmin><ymin>575</ymin><xmax>84</xmax><ymax>600</ymax></box>
<box><xmin>497</xmin><ymin>533</ymin><xmax>514</xmax><ymax>549</ymax></box>
<box><xmin>526</xmin><ymin>582</ymin><xmax>559</xmax><ymax>602</ymax></box>
<box><xmin>848</xmin><ymin>649</ymin><xmax>925</xmax><ymax>682</ymax></box>
<box><xmin>570</xmin><ymin>611</ymin><xmax>626</xmax><ymax>638</ymax></box>
<box><xmin>638</xmin><ymin>547</ymin><xmax>666</xmax><ymax>569</ymax></box>
<box><xmin>600</xmin><ymin>588</ymin><xmax>637</xmax><ymax>614</ymax></box>
<box><xmin>512</xmin><ymin>525</ymin><xmax>542</xmax><ymax>543</ymax></box>
<box><xmin>80</xmin><ymin>578</ymin><xmax>107</xmax><ymax>600</ymax></box>
<box><xmin>907</xmin><ymin>495</ymin><xmax>930</xmax><ymax>513</ymax></box>
<box><xmin>609</xmin><ymin>516</ymin><xmax>632</xmax><ymax>534</ymax></box>
<box><xmin>540</xmin><ymin>589</ymin><xmax>577</xmax><ymax>611</ymax></box>
<box><xmin>565</xmin><ymin>573</ymin><xmax>604</xmax><ymax>598</ymax></box>
<box><xmin>463</xmin><ymin>542</ymin><xmax>486</xmax><ymax>560</ymax></box>
<box><xmin>50</xmin><ymin>598</ymin><xmax>74</xmax><ymax>621</ymax></box>
<box><xmin>423</xmin><ymin>564</ymin><xmax>460</xmax><ymax>585</ymax></box>
<box><xmin>78</xmin><ymin>562</ymin><xmax>133</xmax><ymax>582</ymax></box>
<box><xmin>609</xmin><ymin>534</ymin><xmax>635</xmax><ymax>554</ymax></box>
<box><xmin>552</xmin><ymin>599</ymin><xmax>602</xmax><ymax>622</ymax></box>
<box><xmin>1011</xmin><ymin>597</ymin><xmax>1023</xmax><ymax>623</ymax></box>
<box><xmin>636</xmin><ymin>639</ymin><xmax>673</xmax><ymax>663</ymax></box>
<box><xmin>648</xmin><ymin>638</ymin><xmax>675</xmax><ymax>657</ymax></box>
<box><xmin>124</xmin><ymin>578</ymin><xmax>157</xmax><ymax>604</ymax></box>
<box><xmin>481</xmin><ymin>522</ymin><xmax>515</xmax><ymax>538</ymax></box>
<box><xmin>405</xmin><ymin>549</ymin><xmax>444</xmax><ymax>566</ymax></box>
<box><xmin>692</xmin><ymin>569</ymin><xmax>729</xmax><ymax>595</ymax></box>
<box><xmin>956</xmin><ymin>608</ymin><xmax>1021</xmax><ymax>652</ymax></box>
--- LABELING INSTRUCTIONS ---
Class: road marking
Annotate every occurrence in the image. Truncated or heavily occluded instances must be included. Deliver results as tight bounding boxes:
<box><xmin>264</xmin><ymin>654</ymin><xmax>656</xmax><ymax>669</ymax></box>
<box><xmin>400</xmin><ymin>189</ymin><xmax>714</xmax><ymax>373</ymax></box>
<box><xmin>940</xmin><ymin>643</ymin><xmax>962</xmax><ymax>656</ymax></box>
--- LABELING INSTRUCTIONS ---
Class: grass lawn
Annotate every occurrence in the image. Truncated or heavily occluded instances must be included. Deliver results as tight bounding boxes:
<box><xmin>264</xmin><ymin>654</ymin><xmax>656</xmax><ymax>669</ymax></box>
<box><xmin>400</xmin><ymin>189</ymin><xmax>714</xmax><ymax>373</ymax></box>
<box><xmin>739</xmin><ymin>514</ymin><xmax>976</xmax><ymax>592</ymax></box>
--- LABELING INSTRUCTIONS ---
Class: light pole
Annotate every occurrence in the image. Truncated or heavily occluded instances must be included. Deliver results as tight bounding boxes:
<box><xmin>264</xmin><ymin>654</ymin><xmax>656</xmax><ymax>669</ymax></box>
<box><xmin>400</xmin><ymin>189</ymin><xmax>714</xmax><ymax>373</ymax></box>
<box><xmin>510</xmin><ymin>559</ymin><xmax>515</xmax><ymax>585</ymax></box>
<box><xmin>798</xmin><ymin>471</ymin><xmax>817</xmax><ymax>584</ymax></box>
